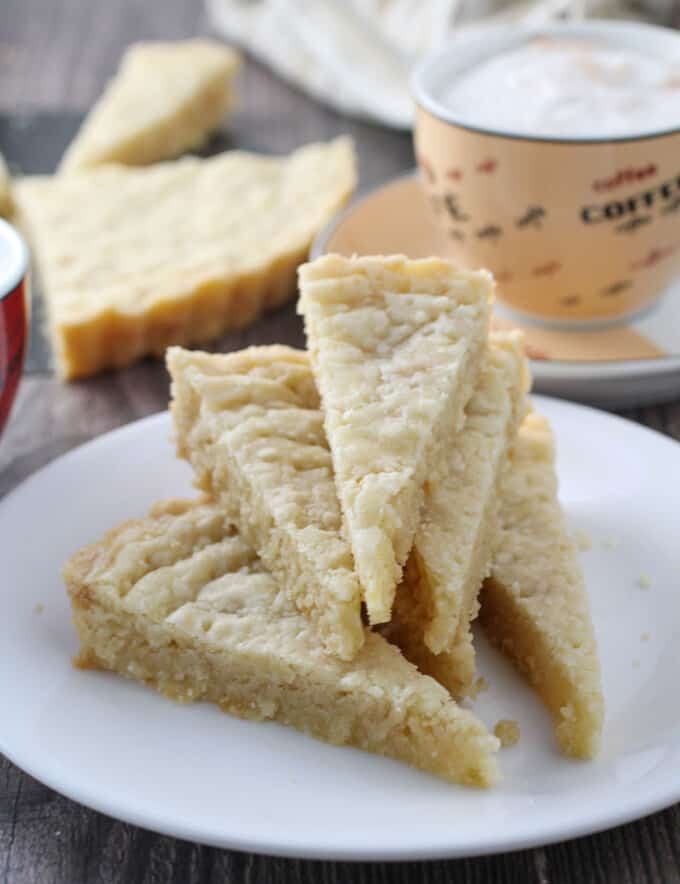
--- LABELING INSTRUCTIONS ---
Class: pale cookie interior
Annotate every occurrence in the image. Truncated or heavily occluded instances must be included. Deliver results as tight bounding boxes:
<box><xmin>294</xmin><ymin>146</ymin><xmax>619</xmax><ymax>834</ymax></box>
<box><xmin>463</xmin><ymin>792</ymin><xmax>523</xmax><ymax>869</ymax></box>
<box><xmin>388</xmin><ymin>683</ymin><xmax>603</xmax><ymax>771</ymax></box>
<box><xmin>64</xmin><ymin>497</ymin><xmax>501</xmax><ymax>788</ymax></box>
<box><xmin>385</xmin><ymin>332</ymin><xmax>529</xmax><ymax>697</ymax></box>
<box><xmin>479</xmin><ymin>412</ymin><xmax>604</xmax><ymax>759</ymax></box>
<box><xmin>168</xmin><ymin>344</ymin><xmax>364</xmax><ymax>662</ymax></box>
<box><xmin>298</xmin><ymin>254</ymin><xmax>490</xmax><ymax>625</ymax></box>
<box><xmin>15</xmin><ymin>138</ymin><xmax>356</xmax><ymax>379</ymax></box>
<box><xmin>0</xmin><ymin>154</ymin><xmax>13</xmax><ymax>218</ymax></box>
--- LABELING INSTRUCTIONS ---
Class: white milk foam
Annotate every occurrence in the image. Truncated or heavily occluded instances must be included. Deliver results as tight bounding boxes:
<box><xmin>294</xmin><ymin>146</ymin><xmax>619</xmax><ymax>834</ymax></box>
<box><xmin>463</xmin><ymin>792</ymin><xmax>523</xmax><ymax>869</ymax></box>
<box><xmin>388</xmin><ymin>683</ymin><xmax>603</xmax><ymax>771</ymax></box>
<box><xmin>439</xmin><ymin>36</ymin><xmax>680</xmax><ymax>138</ymax></box>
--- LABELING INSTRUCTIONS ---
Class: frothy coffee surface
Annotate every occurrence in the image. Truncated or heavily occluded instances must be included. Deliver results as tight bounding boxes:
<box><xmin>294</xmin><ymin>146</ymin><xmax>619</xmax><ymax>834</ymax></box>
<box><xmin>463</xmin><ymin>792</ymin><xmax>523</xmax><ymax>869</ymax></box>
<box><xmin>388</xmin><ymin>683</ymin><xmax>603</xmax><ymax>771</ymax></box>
<box><xmin>439</xmin><ymin>36</ymin><xmax>680</xmax><ymax>138</ymax></box>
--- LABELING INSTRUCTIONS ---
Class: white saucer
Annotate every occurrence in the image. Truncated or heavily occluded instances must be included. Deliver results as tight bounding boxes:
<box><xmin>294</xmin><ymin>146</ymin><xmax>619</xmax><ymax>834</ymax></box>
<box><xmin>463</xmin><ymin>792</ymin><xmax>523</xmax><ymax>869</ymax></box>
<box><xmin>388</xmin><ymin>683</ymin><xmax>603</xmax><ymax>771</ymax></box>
<box><xmin>312</xmin><ymin>173</ymin><xmax>680</xmax><ymax>408</ymax></box>
<box><xmin>1</xmin><ymin>402</ymin><xmax>680</xmax><ymax>860</ymax></box>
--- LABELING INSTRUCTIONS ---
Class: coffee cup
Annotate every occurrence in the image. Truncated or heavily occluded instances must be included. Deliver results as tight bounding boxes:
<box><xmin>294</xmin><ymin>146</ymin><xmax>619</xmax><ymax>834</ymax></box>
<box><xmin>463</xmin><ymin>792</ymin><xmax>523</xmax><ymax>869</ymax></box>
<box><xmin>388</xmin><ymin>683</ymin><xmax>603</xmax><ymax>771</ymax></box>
<box><xmin>412</xmin><ymin>21</ymin><xmax>680</xmax><ymax>325</ymax></box>
<box><xmin>0</xmin><ymin>218</ymin><xmax>29</xmax><ymax>438</ymax></box>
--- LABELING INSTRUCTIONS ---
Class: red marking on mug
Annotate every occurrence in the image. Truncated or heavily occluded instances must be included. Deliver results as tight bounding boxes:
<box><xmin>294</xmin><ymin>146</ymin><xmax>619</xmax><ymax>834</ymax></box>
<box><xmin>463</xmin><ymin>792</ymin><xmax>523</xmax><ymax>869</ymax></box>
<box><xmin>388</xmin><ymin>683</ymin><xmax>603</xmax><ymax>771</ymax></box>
<box><xmin>0</xmin><ymin>278</ymin><xmax>27</xmax><ymax>437</ymax></box>
<box><xmin>532</xmin><ymin>260</ymin><xmax>561</xmax><ymax>277</ymax></box>
<box><xmin>476</xmin><ymin>158</ymin><xmax>497</xmax><ymax>174</ymax></box>
<box><xmin>601</xmin><ymin>279</ymin><xmax>632</xmax><ymax>297</ymax></box>
<box><xmin>524</xmin><ymin>344</ymin><xmax>549</xmax><ymax>361</ymax></box>
<box><xmin>630</xmin><ymin>245</ymin><xmax>677</xmax><ymax>270</ymax></box>
<box><xmin>446</xmin><ymin>168</ymin><xmax>463</xmax><ymax>181</ymax></box>
<box><xmin>593</xmin><ymin>164</ymin><xmax>658</xmax><ymax>192</ymax></box>
<box><xmin>560</xmin><ymin>294</ymin><xmax>582</xmax><ymax>307</ymax></box>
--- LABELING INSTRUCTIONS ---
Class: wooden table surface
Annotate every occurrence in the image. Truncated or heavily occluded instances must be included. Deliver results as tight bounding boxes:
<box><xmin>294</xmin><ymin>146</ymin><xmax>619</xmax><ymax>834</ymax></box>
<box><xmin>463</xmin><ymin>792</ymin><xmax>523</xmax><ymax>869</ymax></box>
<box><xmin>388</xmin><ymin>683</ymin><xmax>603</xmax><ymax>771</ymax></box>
<box><xmin>2</xmin><ymin>1</ymin><xmax>680</xmax><ymax>882</ymax></box>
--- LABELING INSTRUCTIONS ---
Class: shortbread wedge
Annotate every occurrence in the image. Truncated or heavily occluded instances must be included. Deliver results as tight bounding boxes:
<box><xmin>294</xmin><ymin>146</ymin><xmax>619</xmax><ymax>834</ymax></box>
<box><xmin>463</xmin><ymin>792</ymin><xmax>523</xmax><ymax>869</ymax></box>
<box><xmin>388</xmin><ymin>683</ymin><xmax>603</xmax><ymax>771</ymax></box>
<box><xmin>0</xmin><ymin>154</ymin><xmax>12</xmax><ymax>218</ymax></box>
<box><xmin>479</xmin><ymin>413</ymin><xmax>604</xmax><ymax>759</ymax></box>
<box><xmin>168</xmin><ymin>345</ymin><xmax>364</xmax><ymax>661</ymax></box>
<box><xmin>298</xmin><ymin>255</ymin><xmax>491</xmax><ymax>624</ymax></box>
<box><xmin>64</xmin><ymin>498</ymin><xmax>501</xmax><ymax>787</ymax></box>
<box><xmin>59</xmin><ymin>40</ymin><xmax>240</xmax><ymax>173</ymax></box>
<box><xmin>385</xmin><ymin>333</ymin><xmax>529</xmax><ymax>696</ymax></box>
<box><xmin>16</xmin><ymin>138</ymin><xmax>355</xmax><ymax>379</ymax></box>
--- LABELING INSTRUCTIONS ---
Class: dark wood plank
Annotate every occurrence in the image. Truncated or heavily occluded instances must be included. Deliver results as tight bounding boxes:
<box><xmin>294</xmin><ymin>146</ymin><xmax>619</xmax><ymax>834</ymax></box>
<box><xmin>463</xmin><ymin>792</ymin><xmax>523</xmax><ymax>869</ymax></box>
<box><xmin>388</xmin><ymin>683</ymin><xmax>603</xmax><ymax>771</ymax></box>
<box><xmin>2</xmin><ymin>0</ymin><xmax>680</xmax><ymax>881</ymax></box>
<box><xmin>0</xmin><ymin>0</ymin><xmax>207</xmax><ymax>113</ymax></box>
<box><xmin>5</xmin><ymin>753</ymin><xmax>680</xmax><ymax>884</ymax></box>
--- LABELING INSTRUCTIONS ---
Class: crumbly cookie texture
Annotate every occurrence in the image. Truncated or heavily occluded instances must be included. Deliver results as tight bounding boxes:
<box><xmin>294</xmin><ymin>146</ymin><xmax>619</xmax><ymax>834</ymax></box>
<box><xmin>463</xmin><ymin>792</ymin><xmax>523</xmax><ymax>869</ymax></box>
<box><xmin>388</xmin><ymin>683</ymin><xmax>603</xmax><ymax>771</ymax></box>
<box><xmin>494</xmin><ymin>719</ymin><xmax>520</xmax><ymax>748</ymax></box>
<box><xmin>168</xmin><ymin>345</ymin><xmax>364</xmax><ymax>661</ymax></box>
<box><xmin>298</xmin><ymin>254</ymin><xmax>490</xmax><ymax>625</ymax></box>
<box><xmin>15</xmin><ymin>138</ymin><xmax>355</xmax><ymax>379</ymax></box>
<box><xmin>479</xmin><ymin>413</ymin><xmax>604</xmax><ymax>759</ymax></box>
<box><xmin>59</xmin><ymin>40</ymin><xmax>240</xmax><ymax>172</ymax></box>
<box><xmin>387</xmin><ymin>333</ymin><xmax>529</xmax><ymax>684</ymax></box>
<box><xmin>0</xmin><ymin>154</ymin><xmax>13</xmax><ymax>218</ymax></box>
<box><xmin>385</xmin><ymin>333</ymin><xmax>529</xmax><ymax>696</ymax></box>
<box><xmin>63</xmin><ymin>497</ymin><xmax>501</xmax><ymax>788</ymax></box>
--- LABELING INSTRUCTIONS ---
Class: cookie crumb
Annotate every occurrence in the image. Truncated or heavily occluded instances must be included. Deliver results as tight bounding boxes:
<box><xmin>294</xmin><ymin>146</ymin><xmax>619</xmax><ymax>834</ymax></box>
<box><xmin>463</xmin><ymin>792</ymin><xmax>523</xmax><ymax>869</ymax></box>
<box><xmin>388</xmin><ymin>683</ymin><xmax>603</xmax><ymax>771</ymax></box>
<box><xmin>494</xmin><ymin>719</ymin><xmax>520</xmax><ymax>748</ymax></box>
<box><xmin>573</xmin><ymin>529</ymin><xmax>592</xmax><ymax>551</ymax></box>
<box><xmin>33</xmin><ymin>603</ymin><xmax>45</xmax><ymax>615</ymax></box>
<box><xmin>637</xmin><ymin>574</ymin><xmax>652</xmax><ymax>590</ymax></box>
<box><xmin>602</xmin><ymin>536</ymin><xmax>619</xmax><ymax>549</ymax></box>
<box><xmin>641</xmin><ymin>632</ymin><xmax>650</xmax><ymax>642</ymax></box>
<box><xmin>468</xmin><ymin>676</ymin><xmax>488</xmax><ymax>699</ymax></box>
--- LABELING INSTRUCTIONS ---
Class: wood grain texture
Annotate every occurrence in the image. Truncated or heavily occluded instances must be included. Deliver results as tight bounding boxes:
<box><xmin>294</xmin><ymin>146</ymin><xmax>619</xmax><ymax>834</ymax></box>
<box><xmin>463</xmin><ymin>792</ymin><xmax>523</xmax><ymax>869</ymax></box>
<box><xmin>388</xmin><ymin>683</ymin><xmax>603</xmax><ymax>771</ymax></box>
<box><xmin>2</xmin><ymin>0</ymin><xmax>680</xmax><ymax>881</ymax></box>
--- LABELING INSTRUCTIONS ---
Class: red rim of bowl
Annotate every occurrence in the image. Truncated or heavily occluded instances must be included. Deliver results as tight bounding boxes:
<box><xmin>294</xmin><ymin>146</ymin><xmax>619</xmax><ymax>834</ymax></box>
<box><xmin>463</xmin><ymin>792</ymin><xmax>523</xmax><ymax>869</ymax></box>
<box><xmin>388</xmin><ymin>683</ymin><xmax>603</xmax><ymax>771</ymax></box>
<box><xmin>0</xmin><ymin>217</ymin><xmax>29</xmax><ymax>302</ymax></box>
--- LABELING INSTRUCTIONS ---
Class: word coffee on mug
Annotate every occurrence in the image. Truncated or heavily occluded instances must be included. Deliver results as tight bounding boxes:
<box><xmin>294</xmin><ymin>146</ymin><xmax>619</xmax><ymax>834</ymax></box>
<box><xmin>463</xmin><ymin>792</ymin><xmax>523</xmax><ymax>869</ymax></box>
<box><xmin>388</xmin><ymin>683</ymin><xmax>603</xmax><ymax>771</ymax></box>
<box><xmin>413</xmin><ymin>22</ymin><xmax>680</xmax><ymax>325</ymax></box>
<box><xmin>439</xmin><ymin>36</ymin><xmax>680</xmax><ymax>139</ymax></box>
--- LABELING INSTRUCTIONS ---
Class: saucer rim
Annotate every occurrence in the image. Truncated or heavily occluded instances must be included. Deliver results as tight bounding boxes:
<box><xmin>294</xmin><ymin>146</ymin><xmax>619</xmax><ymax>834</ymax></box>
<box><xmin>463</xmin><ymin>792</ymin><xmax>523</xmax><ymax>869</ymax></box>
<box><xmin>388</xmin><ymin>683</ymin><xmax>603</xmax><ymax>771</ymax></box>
<box><xmin>311</xmin><ymin>170</ymin><xmax>680</xmax><ymax>381</ymax></box>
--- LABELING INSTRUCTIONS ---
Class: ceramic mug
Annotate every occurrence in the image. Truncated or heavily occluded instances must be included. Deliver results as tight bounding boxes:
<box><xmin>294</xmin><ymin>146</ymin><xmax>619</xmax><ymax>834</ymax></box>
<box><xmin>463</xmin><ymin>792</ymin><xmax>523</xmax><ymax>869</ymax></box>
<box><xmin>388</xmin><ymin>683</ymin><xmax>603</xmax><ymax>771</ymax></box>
<box><xmin>0</xmin><ymin>218</ymin><xmax>29</xmax><ymax>437</ymax></box>
<box><xmin>412</xmin><ymin>21</ymin><xmax>680</xmax><ymax>325</ymax></box>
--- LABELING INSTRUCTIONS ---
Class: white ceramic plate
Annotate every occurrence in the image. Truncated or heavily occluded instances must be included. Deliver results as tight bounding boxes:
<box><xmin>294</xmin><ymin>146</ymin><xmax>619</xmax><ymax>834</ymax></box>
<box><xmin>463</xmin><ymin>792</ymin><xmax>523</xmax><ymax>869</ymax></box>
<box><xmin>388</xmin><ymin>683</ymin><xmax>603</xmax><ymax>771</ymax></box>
<box><xmin>1</xmin><ymin>399</ymin><xmax>679</xmax><ymax>861</ymax></box>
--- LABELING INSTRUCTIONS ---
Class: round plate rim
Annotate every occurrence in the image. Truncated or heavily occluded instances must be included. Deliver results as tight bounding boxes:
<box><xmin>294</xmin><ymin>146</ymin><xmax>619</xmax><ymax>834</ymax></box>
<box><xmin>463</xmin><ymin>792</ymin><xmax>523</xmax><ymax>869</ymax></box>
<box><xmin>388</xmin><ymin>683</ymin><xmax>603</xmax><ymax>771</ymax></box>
<box><xmin>2</xmin><ymin>403</ymin><xmax>680</xmax><ymax>861</ymax></box>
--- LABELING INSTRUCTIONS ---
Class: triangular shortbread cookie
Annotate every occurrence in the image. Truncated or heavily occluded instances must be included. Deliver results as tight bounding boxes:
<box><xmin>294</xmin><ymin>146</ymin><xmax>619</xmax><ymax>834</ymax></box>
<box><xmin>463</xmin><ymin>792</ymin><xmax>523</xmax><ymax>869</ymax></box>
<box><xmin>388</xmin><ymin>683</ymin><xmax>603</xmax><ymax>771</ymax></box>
<box><xmin>0</xmin><ymin>154</ymin><xmax>12</xmax><ymax>218</ymax></box>
<box><xmin>15</xmin><ymin>138</ymin><xmax>355</xmax><ymax>379</ymax></box>
<box><xmin>168</xmin><ymin>345</ymin><xmax>364</xmax><ymax>661</ymax></box>
<box><xmin>479</xmin><ymin>413</ymin><xmax>604</xmax><ymax>758</ymax></box>
<box><xmin>298</xmin><ymin>255</ymin><xmax>491</xmax><ymax>624</ymax></box>
<box><xmin>64</xmin><ymin>498</ymin><xmax>500</xmax><ymax>787</ymax></box>
<box><xmin>59</xmin><ymin>40</ymin><xmax>240</xmax><ymax>172</ymax></box>
<box><xmin>385</xmin><ymin>333</ymin><xmax>529</xmax><ymax>692</ymax></box>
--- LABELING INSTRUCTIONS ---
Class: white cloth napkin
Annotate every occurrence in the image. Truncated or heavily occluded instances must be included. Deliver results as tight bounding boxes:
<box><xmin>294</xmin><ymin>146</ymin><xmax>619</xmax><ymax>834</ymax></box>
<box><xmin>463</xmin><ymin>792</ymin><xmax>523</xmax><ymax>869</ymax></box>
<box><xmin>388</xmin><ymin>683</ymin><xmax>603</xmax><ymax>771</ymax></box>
<box><xmin>206</xmin><ymin>0</ymin><xmax>673</xmax><ymax>129</ymax></box>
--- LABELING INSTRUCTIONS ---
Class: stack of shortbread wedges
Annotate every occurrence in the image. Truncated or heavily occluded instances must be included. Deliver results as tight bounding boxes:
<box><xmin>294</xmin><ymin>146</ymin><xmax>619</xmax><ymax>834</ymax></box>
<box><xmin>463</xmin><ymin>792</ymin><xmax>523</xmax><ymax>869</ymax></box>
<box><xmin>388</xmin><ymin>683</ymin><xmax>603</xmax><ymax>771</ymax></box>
<box><xmin>64</xmin><ymin>254</ymin><xmax>604</xmax><ymax>787</ymax></box>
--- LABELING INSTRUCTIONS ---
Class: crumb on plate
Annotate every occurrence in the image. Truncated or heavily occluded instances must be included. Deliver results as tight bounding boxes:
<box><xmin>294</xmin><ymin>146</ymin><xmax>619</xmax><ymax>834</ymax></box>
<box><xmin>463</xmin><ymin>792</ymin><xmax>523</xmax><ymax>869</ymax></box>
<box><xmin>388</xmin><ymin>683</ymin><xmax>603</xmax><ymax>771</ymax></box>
<box><xmin>494</xmin><ymin>719</ymin><xmax>520</xmax><ymax>748</ymax></box>
<box><xmin>468</xmin><ymin>676</ymin><xmax>488</xmax><ymax>699</ymax></box>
